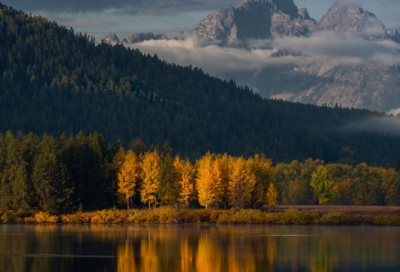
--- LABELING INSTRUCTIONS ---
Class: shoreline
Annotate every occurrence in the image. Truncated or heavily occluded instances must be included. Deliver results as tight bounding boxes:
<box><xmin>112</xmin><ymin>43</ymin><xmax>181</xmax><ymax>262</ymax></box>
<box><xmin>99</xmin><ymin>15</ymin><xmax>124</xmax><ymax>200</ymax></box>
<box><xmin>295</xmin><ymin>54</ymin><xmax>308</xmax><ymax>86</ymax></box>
<box><xmin>2</xmin><ymin>207</ymin><xmax>400</xmax><ymax>226</ymax></box>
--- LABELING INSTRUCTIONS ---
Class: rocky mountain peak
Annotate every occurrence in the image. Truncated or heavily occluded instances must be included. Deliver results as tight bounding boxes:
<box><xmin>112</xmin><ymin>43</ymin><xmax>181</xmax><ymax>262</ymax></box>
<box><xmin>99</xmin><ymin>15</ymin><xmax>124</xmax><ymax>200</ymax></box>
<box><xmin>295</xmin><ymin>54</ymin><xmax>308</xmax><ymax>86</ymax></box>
<box><xmin>121</xmin><ymin>32</ymin><xmax>168</xmax><ymax>44</ymax></box>
<box><xmin>388</xmin><ymin>30</ymin><xmax>400</xmax><ymax>43</ymax></box>
<box><xmin>104</xmin><ymin>32</ymin><xmax>120</xmax><ymax>43</ymax></box>
<box><xmin>317</xmin><ymin>0</ymin><xmax>387</xmax><ymax>41</ymax></box>
<box><xmin>193</xmin><ymin>0</ymin><xmax>316</xmax><ymax>46</ymax></box>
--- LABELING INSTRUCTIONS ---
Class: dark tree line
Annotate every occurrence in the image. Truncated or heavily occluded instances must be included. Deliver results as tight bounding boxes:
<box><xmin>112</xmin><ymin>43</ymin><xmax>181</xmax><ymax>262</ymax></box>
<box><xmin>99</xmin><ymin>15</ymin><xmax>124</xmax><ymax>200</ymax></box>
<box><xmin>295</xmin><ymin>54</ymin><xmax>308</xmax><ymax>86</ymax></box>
<box><xmin>0</xmin><ymin>3</ymin><xmax>399</xmax><ymax>167</ymax></box>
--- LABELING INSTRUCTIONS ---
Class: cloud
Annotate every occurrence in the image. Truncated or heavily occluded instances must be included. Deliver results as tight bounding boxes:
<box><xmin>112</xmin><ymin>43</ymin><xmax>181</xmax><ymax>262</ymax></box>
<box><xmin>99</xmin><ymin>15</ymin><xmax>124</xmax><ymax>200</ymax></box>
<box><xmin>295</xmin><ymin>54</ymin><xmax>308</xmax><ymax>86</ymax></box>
<box><xmin>120</xmin><ymin>32</ymin><xmax>400</xmax><ymax>75</ymax></box>
<box><xmin>273</xmin><ymin>32</ymin><xmax>400</xmax><ymax>65</ymax></box>
<box><xmin>4</xmin><ymin>0</ymin><xmax>239</xmax><ymax>14</ymax></box>
<box><xmin>343</xmin><ymin>115</ymin><xmax>400</xmax><ymax>135</ymax></box>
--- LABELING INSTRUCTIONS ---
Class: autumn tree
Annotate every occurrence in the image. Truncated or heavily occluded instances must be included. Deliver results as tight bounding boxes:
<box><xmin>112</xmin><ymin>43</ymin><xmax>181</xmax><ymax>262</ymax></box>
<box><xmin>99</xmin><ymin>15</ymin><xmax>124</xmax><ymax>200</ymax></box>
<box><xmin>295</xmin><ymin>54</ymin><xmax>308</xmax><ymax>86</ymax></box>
<box><xmin>228</xmin><ymin>157</ymin><xmax>256</xmax><ymax>209</ymax></box>
<box><xmin>174</xmin><ymin>156</ymin><xmax>195</xmax><ymax>206</ymax></box>
<box><xmin>381</xmin><ymin>168</ymin><xmax>400</xmax><ymax>206</ymax></box>
<box><xmin>311</xmin><ymin>166</ymin><xmax>338</xmax><ymax>205</ymax></box>
<box><xmin>118</xmin><ymin>150</ymin><xmax>141</xmax><ymax>209</ymax></box>
<box><xmin>248</xmin><ymin>154</ymin><xmax>274</xmax><ymax>206</ymax></box>
<box><xmin>266</xmin><ymin>182</ymin><xmax>278</xmax><ymax>209</ymax></box>
<box><xmin>141</xmin><ymin>151</ymin><xmax>161</xmax><ymax>208</ymax></box>
<box><xmin>110</xmin><ymin>146</ymin><xmax>126</xmax><ymax>206</ymax></box>
<box><xmin>196</xmin><ymin>152</ymin><xmax>223</xmax><ymax>209</ymax></box>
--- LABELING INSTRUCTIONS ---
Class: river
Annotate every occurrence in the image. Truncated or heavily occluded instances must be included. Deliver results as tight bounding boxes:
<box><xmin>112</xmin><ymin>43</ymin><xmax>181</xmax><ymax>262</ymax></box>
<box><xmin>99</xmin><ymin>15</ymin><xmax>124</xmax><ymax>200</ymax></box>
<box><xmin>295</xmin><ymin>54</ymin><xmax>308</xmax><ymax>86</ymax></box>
<box><xmin>1</xmin><ymin>224</ymin><xmax>399</xmax><ymax>271</ymax></box>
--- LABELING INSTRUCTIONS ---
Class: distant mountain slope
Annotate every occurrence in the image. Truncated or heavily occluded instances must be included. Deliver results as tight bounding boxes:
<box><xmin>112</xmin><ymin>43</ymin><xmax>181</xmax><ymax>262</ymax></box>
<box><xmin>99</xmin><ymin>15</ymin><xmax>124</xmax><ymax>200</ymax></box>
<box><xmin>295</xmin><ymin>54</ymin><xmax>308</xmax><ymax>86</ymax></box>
<box><xmin>191</xmin><ymin>0</ymin><xmax>400</xmax><ymax>112</ymax></box>
<box><xmin>1</xmin><ymin>3</ymin><xmax>400</xmax><ymax>165</ymax></box>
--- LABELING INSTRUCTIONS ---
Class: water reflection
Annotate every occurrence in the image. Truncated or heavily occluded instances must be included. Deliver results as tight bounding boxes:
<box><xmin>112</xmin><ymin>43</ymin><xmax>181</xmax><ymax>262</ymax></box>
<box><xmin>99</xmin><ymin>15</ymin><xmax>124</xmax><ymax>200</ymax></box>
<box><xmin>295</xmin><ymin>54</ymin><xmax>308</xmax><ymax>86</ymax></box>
<box><xmin>1</xmin><ymin>225</ymin><xmax>399</xmax><ymax>272</ymax></box>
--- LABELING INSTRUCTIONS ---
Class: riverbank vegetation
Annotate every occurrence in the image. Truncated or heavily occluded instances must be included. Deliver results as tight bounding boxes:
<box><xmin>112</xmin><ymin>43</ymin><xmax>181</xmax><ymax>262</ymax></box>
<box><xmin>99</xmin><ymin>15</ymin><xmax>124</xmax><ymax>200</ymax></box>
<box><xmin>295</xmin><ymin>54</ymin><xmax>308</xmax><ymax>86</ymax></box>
<box><xmin>1</xmin><ymin>131</ymin><xmax>400</xmax><ymax>217</ymax></box>
<box><xmin>1</xmin><ymin>208</ymin><xmax>400</xmax><ymax>226</ymax></box>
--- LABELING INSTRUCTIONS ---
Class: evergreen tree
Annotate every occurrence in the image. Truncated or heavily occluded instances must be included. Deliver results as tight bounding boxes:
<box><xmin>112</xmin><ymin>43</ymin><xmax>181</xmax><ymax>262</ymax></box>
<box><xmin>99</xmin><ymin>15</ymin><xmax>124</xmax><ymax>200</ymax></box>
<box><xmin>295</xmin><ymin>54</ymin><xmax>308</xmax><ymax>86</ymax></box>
<box><xmin>157</xmin><ymin>153</ymin><xmax>179</xmax><ymax>206</ymax></box>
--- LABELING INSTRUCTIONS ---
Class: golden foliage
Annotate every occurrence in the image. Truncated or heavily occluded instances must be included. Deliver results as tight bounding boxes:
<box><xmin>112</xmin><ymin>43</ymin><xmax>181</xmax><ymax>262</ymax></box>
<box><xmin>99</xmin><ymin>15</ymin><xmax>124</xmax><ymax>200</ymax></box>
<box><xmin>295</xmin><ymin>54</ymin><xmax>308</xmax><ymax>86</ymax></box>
<box><xmin>196</xmin><ymin>153</ymin><xmax>224</xmax><ymax>209</ymax></box>
<box><xmin>141</xmin><ymin>151</ymin><xmax>161</xmax><ymax>208</ymax></box>
<box><xmin>118</xmin><ymin>150</ymin><xmax>141</xmax><ymax>208</ymax></box>
<box><xmin>228</xmin><ymin>157</ymin><xmax>256</xmax><ymax>209</ymax></box>
<box><xmin>266</xmin><ymin>183</ymin><xmax>278</xmax><ymax>208</ymax></box>
<box><xmin>174</xmin><ymin>156</ymin><xmax>195</xmax><ymax>205</ymax></box>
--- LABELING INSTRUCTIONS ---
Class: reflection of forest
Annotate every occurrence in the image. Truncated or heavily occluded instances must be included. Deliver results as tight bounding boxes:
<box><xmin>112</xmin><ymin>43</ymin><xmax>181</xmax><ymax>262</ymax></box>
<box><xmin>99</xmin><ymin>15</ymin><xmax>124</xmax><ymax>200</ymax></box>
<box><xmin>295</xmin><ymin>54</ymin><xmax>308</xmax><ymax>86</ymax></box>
<box><xmin>0</xmin><ymin>225</ymin><xmax>399</xmax><ymax>272</ymax></box>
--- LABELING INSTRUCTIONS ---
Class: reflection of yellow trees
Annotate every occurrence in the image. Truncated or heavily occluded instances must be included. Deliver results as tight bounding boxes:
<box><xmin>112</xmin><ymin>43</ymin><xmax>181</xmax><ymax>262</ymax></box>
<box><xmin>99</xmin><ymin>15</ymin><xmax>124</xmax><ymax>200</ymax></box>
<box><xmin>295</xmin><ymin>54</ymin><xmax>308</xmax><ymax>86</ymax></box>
<box><xmin>139</xmin><ymin>238</ymin><xmax>159</xmax><ymax>272</ymax></box>
<box><xmin>267</xmin><ymin>236</ymin><xmax>277</xmax><ymax>269</ymax></box>
<box><xmin>196</xmin><ymin>235</ymin><xmax>222</xmax><ymax>272</ymax></box>
<box><xmin>180</xmin><ymin>238</ymin><xmax>194</xmax><ymax>272</ymax></box>
<box><xmin>228</xmin><ymin>238</ymin><xmax>256</xmax><ymax>272</ymax></box>
<box><xmin>117</xmin><ymin>243</ymin><xmax>136</xmax><ymax>272</ymax></box>
<box><xmin>310</xmin><ymin>240</ymin><xmax>338</xmax><ymax>272</ymax></box>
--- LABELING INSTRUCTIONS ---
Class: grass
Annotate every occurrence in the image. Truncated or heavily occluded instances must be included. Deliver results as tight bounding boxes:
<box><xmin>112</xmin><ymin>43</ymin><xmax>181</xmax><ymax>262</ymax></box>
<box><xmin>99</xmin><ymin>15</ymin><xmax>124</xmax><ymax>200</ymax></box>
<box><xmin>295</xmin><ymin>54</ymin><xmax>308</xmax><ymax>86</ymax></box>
<box><xmin>1</xmin><ymin>208</ymin><xmax>400</xmax><ymax>226</ymax></box>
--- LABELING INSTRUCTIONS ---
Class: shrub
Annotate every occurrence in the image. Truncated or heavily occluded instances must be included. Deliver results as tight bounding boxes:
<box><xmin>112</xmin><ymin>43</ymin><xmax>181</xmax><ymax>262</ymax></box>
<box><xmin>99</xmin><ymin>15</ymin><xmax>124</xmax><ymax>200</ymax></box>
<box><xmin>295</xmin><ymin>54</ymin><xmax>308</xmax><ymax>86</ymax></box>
<box><xmin>1</xmin><ymin>211</ymin><xmax>16</xmax><ymax>223</ymax></box>
<box><xmin>60</xmin><ymin>212</ymin><xmax>92</xmax><ymax>223</ymax></box>
<box><xmin>24</xmin><ymin>217</ymin><xmax>36</xmax><ymax>223</ymax></box>
<box><xmin>374</xmin><ymin>215</ymin><xmax>400</xmax><ymax>226</ymax></box>
<box><xmin>319</xmin><ymin>212</ymin><xmax>356</xmax><ymax>225</ymax></box>
<box><xmin>91</xmin><ymin>209</ymin><xmax>129</xmax><ymax>224</ymax></box>
<box><xmin>128</xmin><ymin>210</ymin><xmax>148</xmax><ymax>223</ymax></box>
<box><xmin>35</xmin><ymin>212</ymin><xmax>59</xmax><ymax>223</ymax></box>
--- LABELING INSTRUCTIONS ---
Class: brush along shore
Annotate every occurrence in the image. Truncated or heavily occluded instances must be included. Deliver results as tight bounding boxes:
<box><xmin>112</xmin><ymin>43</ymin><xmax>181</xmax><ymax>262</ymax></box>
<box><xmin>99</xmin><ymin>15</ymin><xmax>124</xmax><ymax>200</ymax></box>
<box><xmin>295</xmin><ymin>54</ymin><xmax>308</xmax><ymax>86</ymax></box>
<box><xmin>1</xmin><ymin>207</ymin><xmax>400</xmax><ymax>226</ymax></box>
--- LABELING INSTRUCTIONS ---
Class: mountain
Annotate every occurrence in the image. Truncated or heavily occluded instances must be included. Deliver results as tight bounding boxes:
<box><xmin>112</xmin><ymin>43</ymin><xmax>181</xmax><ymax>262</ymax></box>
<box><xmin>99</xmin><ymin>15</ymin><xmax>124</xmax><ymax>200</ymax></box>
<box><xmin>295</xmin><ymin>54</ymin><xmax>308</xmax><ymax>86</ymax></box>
<box><xmin>104</xmin><ymin>32</ymin><xmax>120</xmax><ymax>43</ymax></box>
<box><xmin>388</xmin><ymin>30</ymin><xmax>400</xmax><ymax>44</ymax></box>
<box><xmin>193</xmin><ymin>0</ymin><xmax>400</xmax><ymax>111</ymax></box>
<box><xmin>103</xmin><ymin>32</ymin><xmax>168</xmax><ymax>44</ymax></box>
<box><xmin>124</xmin><ymin>32</ymin><xmax>168</xmax><ymax>44</ymax></box>
<box><xmin>193</xmin><ymin>0</ymin><xmax>316</xmax><ymax>46</ymax></box>
<box><xmin>2</xmin><ymin>3</ymin><xmax>400</xmax><ymax>165</ymax></box>
<box><xmin>316</xmin><ymin>0</ymin><xmax>388</xmax><ymax>41</ymax></box>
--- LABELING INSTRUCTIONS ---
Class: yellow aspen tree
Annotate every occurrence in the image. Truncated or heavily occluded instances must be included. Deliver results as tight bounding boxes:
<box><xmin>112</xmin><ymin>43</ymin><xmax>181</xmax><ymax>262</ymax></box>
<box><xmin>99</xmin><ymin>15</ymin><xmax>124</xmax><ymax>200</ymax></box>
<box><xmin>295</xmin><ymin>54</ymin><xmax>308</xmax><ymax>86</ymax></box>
<box><xmin>141</xmin><ymin>151</ymin><xmax>161</xmax><ymax>208</ymax></box>
<box><xmin>196</xmin><ymin>152</ymin><xmax>223</xmax><ymax>209</ymax></box>
<box><xmin>266</xmin><ymin>182</ymin><xmax>278</xmax><ymax>209</ymax></box>
<box><xmin>248</xmin><ymin>154</ymin><xmax>275</xmax><ymax>206</ymax></box>
<box><xmin>174</xmin><ymin>156</ymin><xmax>195</xmax><ymax>206</ymax></box>
<box><xmin>117</xmin><ymin>150</ymin><xmax>141</xmax><ymax>209</ymax></box>
<box><xmin>228</xmin><ymin>157</ymin><xmax>256</xmax><ymax>209</ymax></box>
<box><xmin>111</xmin><ymin>147</ymin><xmax>126</xmax><ymax>206</ymax></box>
<box><xmin>214</xmin><ymin>154</ymin><xmax>230</xmax><ymax>208</ymax></box>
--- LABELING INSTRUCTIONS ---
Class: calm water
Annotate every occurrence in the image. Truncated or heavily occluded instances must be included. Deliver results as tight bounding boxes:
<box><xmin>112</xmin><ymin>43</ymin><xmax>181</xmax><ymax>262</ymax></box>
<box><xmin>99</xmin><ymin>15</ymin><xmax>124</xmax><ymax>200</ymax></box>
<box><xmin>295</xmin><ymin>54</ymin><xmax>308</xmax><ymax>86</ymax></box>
<box><xmin>0</xmin><ymin>224</ymin><xmax>400</xmax><ymax>272</ymax></box>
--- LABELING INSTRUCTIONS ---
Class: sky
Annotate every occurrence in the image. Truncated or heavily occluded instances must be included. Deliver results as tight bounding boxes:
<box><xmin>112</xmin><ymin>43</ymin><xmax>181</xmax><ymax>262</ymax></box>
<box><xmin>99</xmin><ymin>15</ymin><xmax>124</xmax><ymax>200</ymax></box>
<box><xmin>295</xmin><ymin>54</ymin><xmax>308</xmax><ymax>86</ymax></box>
<box><xmin>2</xmin><ymin>0</ymin><xmax>400</xmax><ymax>41</ymax></box>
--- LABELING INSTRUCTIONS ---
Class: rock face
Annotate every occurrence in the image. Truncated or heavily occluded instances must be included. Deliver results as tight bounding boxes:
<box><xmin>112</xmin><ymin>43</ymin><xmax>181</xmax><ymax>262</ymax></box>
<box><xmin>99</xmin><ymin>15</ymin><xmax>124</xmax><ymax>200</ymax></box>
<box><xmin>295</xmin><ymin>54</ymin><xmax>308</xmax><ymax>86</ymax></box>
<box><xmin>193</xmin><ymin>0</ymin><xmax>316</xmax><ymax>46</ymax></box>
<box><xmin>209</xmin><ymin>0</ymin><xmax>400</xmax><ymax>112</ymax></box>
<box><xmin>316</xmin><ymin>0</ymin><xmax>388</xmax><ymax>41</ymax></box>
<box><xmin>125</xmin><ymin>32</ymin><xmax>168</xmax><ymax>44</ymax></box>
<box><xmin>104</xmin><ymin>32</ymin><xmax>120</xmax><ymax>43</ymax></box>
<box><xmin>103</xmin><ymin>32</ymin><xmax>169</xmax><ymax>44</ymax></box>
<box><xmin>388</xmin><ymin>30</ymin><xmax>400</xmax><ymax>44</ymax></box>
<box><xmin>224</xmin><ymin>62</ymin><xmax>400</xmax><ymax>112</ymax></box>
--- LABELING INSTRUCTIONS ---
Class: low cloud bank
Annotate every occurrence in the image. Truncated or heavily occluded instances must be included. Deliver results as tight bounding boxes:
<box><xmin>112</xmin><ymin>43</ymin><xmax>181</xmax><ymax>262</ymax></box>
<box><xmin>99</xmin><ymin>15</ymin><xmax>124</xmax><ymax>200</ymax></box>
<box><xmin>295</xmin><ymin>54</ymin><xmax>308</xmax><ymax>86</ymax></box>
<box><xmin>124</xmin><ymin>32</ymin><xmax>400</xmax><ymax>75</ymax></box>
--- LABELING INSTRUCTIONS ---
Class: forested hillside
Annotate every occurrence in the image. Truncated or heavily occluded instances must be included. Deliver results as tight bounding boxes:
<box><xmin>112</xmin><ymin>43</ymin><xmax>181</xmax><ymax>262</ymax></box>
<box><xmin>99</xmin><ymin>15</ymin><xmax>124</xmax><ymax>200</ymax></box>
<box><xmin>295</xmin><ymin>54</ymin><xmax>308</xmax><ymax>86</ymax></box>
<box><xmin>0</xmin><ymin>4</ymin><xmax>399</xmax><ymax>165</ymax></box>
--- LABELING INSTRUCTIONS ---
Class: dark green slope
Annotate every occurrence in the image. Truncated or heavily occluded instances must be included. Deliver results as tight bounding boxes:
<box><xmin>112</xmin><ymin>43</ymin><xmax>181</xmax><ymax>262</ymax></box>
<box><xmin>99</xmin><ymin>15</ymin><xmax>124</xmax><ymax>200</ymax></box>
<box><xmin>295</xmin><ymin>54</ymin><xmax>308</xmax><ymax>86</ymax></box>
<box><xmin>0</xmin><ymin>4</ymin><xmax>398</xmax><ymax>165</ymax></box>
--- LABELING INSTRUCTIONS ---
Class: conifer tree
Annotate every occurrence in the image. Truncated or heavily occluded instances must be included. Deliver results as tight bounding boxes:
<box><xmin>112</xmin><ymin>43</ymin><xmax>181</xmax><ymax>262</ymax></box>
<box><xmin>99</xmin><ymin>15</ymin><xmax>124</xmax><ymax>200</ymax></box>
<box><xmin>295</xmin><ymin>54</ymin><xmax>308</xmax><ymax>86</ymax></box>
<box><xmin>118</xmin><ymin>150</ymin><xmax>141</xmax><ymax>209</ymax></box>
<box><xmin>157</xmin><ymin>153</ymin><xmax>179</xmax><ymax>206</ymax></box>
<box><xmin>141</xmin><ymin>151</ymin><xmax>161</xmax><ymax>208</ymax></box>
<box><xmin>32</xmin><ymin>134</ymin><xmax>73</xmax><ymax>214</ymax></box>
